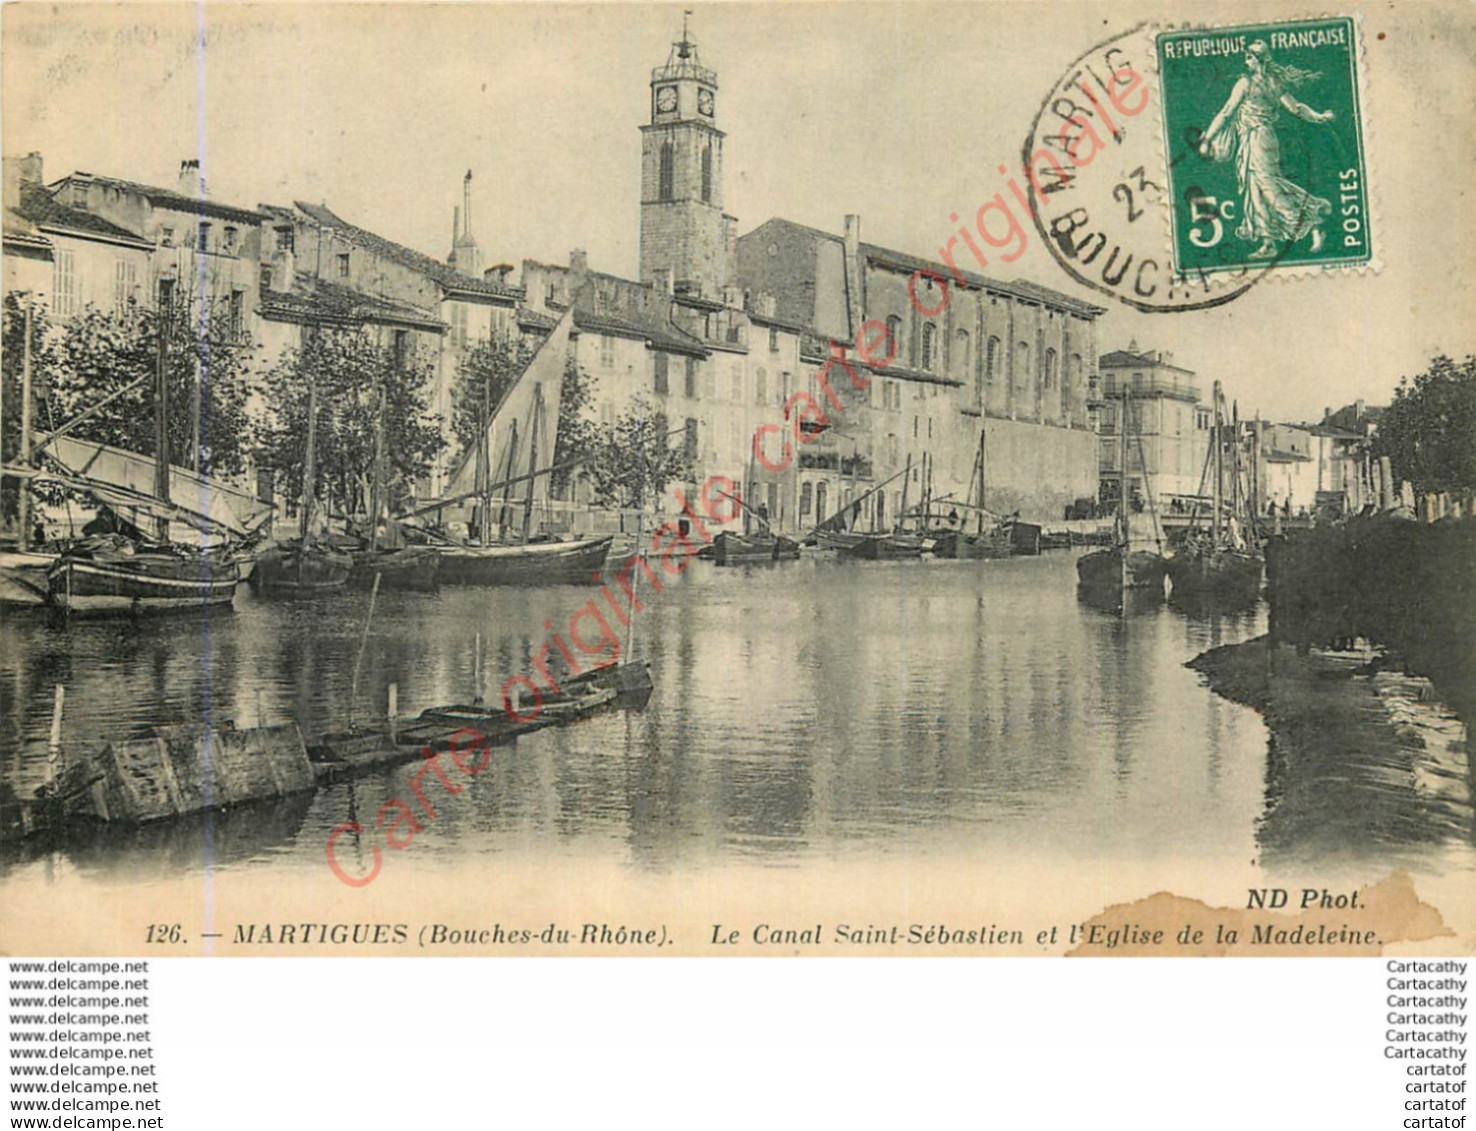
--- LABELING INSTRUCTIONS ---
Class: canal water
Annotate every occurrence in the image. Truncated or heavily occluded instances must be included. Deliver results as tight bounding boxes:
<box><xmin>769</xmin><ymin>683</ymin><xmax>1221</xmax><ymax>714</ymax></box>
<box><xmin>1</xmin><ymin>551</ymin><xmax>1471</xmax><ymax>883</ymax></box>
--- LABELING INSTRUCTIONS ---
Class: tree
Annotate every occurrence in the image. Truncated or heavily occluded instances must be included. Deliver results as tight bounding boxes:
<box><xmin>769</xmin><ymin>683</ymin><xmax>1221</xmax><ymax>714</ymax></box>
<box><xmin>1</xmin><ymin>293</ymin><xmax>61</xmax><ymax>524</ymax></box>
<box><xmin>550</xmin><ymin>356</ymin><xmax>599</xmax><ymax>498</ymax></box>
<box><xmin>585</xmin><ymin>396</ymin><xmax>693</xmax><ymax>517</ymax></box>
<box><xmin>255</xmin><ymin>327</ymin><xmax>445</xmax><ymax>520</ymax></box>
<box><xmin>45</xmin><ymin>297</ymin><xmax>256</xmax><ymax>479</ymax></box>
<box><xmin>451</xmin><ymin>329</ymin><xmax>534</xmax><ymax>455</ymax></box>
<box><xmin>1373</xmin><ymin>355</ymin><xmax>1476</xmax><ymax>496</ymax></box>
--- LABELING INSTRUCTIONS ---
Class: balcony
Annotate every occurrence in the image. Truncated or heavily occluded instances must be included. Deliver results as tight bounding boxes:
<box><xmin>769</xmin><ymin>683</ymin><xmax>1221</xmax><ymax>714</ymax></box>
<box><xmin>1100</xmin><ymin>373</ymin><xmax>1201</xmax><ymax>403</ymax></box>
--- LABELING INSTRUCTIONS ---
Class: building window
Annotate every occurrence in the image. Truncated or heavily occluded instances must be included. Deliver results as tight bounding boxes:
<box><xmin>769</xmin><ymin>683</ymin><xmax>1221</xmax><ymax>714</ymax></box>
<box><xmin>781</xmin><ymin>371</ymin><xmax>792</xmax><ymax>403</ymax></box>
<box><xmin>337</xmin><ymin>252</ymin><xmax>350</xmax><ymax>279</ymax></box>
<box><xmin>684</xmin><ymin>417</ymin><xmax>699</xmax><ymax>461</ymax></box>
<box><xmin>113</xmin><ymin>259</ymin><xmax>138</xmax><ymax>316</ymax></box>
<box><xmin>1132</xmin><ymin>370</ymin><xmax>1145</xmax><ymax>392</ymax></box>
<box><xmin>658</xmin><ymin>143</ymin><xmax>674</xmax><ymax>202</ymax></box>
<box><xmin>157</xmin><ymin>277</ymin><xmax>176</xmax><ymax>314</ymax></box>
<box><xmin>259</xmin><ymin>264</ymin><xmax>273</xmax><ymax>291</ymax></box>
<box><xmin>229</xmin><ymin>289</ymin><xmax>244</xmax><ymax>340</ymax></box>
<box><xmin>275</xmin><ymin>226</ymin><xmax>295</xmax><ymax>254</ymax></box>
<box><xmin>886</xmin><ymin>315</ymin><xmax>902</xmax><ymax>361</ymax></box>
<box><xmin>393</xmin><ymin>329</ymin><xmax>408</xmax><ymax>371</ymax></box>
<box><xmin>685</xmin><ymin>357</ymin><xmax>699</xmax><ymax>398</ymax></box>
<box><xmin>955</xmin><ymin>329</ymin><xmax>970</xmax><ymax>378</ymax></box>
<box><xmin>655</xmin><ymin>412</ymin><xmax>668</xmax><ymax>449</ymax></box>
<box><xmin>450</xmin><ymin>304</ymin><xmax>468</xmax><ymax>350</ymax></box>
<box><xmin>1016</xmin><ymin>342</ymin><xmax>1031</xmax><ymax>385</ymax></box>
<box><xmin>160</xmin><ymin>227</ymin><xmax>175</xmax><ymax>248</ymax></box>
<box><xmin>921</xmin><ymin>323</ymin><xmax>936</xmax><ymax>371</ymax></box>
<box><xmin>197</xmin><ymin>222</ymin><xmax>211</xmax><ymax>252</ymax></box>
<box><xmin>800</xmin><ymin>482</ymin><xmax>813</xmax><ymax>517</ymax></box>
<box><xmin>223</xmin><ymin>226</ymin><xmax>238</xmax><ymax>254</ymax></box>
<box><xmin>986</xmin><ymin>336</ymin><xmax>1000</xmax><ymax>385</ymax></box>
<box><xmin>53</xmin><ymin>250</ymin><xmax>78</xmax><ymax>318</ymax></box>
<box><xmin>754</xmin><ymin>367</ymin><xmax>767</xmax><ymax>406</ymax></box>
<box><xmin>769</xmin><ymin>327</ymin><xmax>779</xmax><ymax>353</ymax></box>
<box><xmin>1044</xmin><ymin>348</ymin><xmax>1058</xmax><ymax>390</ymax></box>
<box><xmin>600</xmin><ymin>334</ymin><xmax>616</xmax><ymax>368</ymax></box>
<box><xmin>701</xmin><ymin>146</ymin><xmax>713</xmax><ymax>204</ymax></box>
<box><xmin>653</xmin><ymin>352</ymin><xmax>670</xmax><ymax>396</ymax></box>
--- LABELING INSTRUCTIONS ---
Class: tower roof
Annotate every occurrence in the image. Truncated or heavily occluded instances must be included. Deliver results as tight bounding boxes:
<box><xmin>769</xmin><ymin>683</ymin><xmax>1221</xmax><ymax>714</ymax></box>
<box><xmin>652</xmin><ymin>14</ymin><xmax>717</xmax><ymax>86</ymax></box>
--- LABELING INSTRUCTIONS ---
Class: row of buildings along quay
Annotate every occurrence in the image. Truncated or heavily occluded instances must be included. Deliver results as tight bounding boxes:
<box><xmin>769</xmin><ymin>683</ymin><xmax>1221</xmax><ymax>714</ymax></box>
<box><xmin>1</xmin><ymin>26</ymin><xmax>1379</xmax><ymax>539</ymax></box>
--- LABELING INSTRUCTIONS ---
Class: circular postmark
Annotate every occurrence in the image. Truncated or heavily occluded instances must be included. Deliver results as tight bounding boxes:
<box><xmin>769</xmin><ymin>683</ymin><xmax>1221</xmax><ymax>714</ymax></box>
<box><xmin>1022</xmin><ymin>23</ymin><xmax>1287</xmax><ymax>313</ymax></box>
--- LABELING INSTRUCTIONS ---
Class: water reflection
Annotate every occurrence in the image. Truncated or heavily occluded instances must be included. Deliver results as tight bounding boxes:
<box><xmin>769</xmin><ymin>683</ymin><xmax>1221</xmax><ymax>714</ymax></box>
<box><xmin>0</xmin><ymin>552</ymin><xmax>1470</xmax><ymax>881</ymax></box>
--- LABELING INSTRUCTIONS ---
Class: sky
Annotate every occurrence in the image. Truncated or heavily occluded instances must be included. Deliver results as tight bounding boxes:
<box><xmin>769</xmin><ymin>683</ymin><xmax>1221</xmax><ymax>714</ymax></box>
<box><xmin>4</xmin><ymin>1</ymin><xmax>1474</xmax><ymax>423</ymax></box>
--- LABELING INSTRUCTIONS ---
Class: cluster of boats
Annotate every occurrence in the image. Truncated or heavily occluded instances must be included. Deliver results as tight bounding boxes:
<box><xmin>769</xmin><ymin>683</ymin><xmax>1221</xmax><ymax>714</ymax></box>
<box><xmin>1077</xmin><ymin>381</ymin><xmax>1266</xmax><ymax>609</ymax></box>
<box><xmin>1</xmin><ymin>308</ymin><xmax>624</xmax><ymax>614</ymax></box>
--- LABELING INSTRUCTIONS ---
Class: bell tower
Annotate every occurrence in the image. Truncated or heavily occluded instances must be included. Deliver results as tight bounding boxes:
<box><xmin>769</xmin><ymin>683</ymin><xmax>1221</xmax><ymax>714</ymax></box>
<box><xmin>639</xmin><ymin>16</ymin><xmax>729</xmax><ymax>299</ymax></box>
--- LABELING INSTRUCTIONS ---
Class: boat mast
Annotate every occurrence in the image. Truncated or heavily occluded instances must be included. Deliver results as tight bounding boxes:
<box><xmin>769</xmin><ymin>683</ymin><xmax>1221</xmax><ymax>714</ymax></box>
<box><xmin>496</xmin><ymin>420</ymin><xmax>518</xmax><ymax>543</ymax></box>
<box><xmin>520</xmin><ymin>389</ymin><xmax>541</xmax><ymax>544</ymax></box>
<box><xmin>475</xmin><ymin>360</ymin><xmax>490</xmax><ymax>547</ymax></box>
<box><xmin>17</xmin><ymin>296</ymin><xmax>35</xmax><ymax>551</ymax></box>
<box><xmin>1119</xmin><ymin>387</ymin><xmax>1130</xmax><ymax>592</ymax></box>
<box><xmin>976</xmin><ymin>427</ymin><xmax>986</xmax><ymax>537</ymax></box>
<box><xmin>743</xmin><ymin>429</ymin><xmax>755</xmax><ymax>537</ymax></box>
<box><xmin>897</xmin><ymin>453</ymin><xmax>911</xmax><ymax>535</ymax></box>
<box><xmin>154</xmin><ymin>285</ymin><xmax>173</xmax><ymax>543</ymax></box>
<box><xmin>1211</xmin><ymin>379</ymin><xmax>1223</xmax><ymax>547</ymax></box>
<box><xmin>369</xmin><ymin>380</ymin><xmax>387</xmax><ymax>553</ymax></box>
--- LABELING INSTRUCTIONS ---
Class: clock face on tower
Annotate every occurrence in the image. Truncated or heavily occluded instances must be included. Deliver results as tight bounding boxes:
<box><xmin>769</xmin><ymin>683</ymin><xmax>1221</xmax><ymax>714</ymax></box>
<box><xmin>698</xmin><ymin>88</ymin><xmax>714</xmax><ymax>117</ymax></box>
<box><xmin>656</xmin><ymin>86</ymin><xmax>677</xmax><ymax>114</ymax></box>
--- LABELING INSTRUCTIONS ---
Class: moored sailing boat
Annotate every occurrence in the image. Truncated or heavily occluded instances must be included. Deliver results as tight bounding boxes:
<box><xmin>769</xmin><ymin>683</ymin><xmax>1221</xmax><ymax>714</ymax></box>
<box><xmin>931</xmin><ymin>431</ymin><xmax>1014</xmax><ymax>559</ymax></box>
<box><xmin>50</xmin><ymin>538</ymin><xmax>238</xmax><ymax>612</ymax></box>
<box><xmin>252</xmin><ymin>340</ymin><xmax>354</xmax><ymax>595</ymax></box>
<box><xmin>1167</xmin><ymin>381</ymin><xmax>1264</xmax><ymax>603</ymax></box>
<box><xmin>1077</xmin><ymin>387</ymin><xmax>1167</xmax><ymax>598</ymax></box>
<box><xmin>422</xmin><ymin>310</ymin><xmax>612</xmax><ymax>585</ymax></box>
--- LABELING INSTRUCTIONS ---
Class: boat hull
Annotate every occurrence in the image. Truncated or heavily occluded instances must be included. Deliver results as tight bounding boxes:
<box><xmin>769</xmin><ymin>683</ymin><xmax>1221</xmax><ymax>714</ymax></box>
<box><xmin>1076</xmin><ymin>548</ymin><xmax>1168</xmax><ymax>593</ymax></box>
<box><xmin>436</xmin><ymin>536</ymin><xmax>613</xmax><ymax>586</ymax></box>
<box><xmin>1167</xmin><ymin>549</ymin><xmax>1263</xmax><ymax>599</ymax></box>
<box><xmin>931</xmin><ymin>531</ymin><xmax>1013</xmax><ymax>560</ymax></box>
<box><xmin>251</xmin><ymin>545</ymin><xmax>353</xmax><ymax>593</ymax></box>
<box><xmin>0</xmin><ymin>550</ymin><xmax>57</xmax><ymax>606</ymax></box>
<box><xmin>49</xmin><ymin>554</ymin><xmax>239</xmax><ymax>613</ymax></box>
<box><xmin>712</xmin><ymin>531</ymin><xmax>800</xmax><ymax>566</ymax></box>
<box><xmin>816</xmin><ymin>530</ymin><xmax>925</xmax><ymax>559</ymax></box>
<box><xmin>348</xmin><ymin>547</ymin><xmax>441</xmax><ymax>591</ymax></box>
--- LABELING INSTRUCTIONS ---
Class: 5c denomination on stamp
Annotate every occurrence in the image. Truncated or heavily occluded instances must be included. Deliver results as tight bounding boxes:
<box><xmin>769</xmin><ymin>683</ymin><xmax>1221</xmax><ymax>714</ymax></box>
<box><xmin>1157</xmin><ymin>16</ymin><xmax>1372</xmax><ymax>277</ymax></box>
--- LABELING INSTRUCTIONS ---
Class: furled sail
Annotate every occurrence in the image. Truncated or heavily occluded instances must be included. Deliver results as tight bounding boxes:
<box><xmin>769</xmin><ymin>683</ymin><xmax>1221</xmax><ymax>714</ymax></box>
<box><xmin>28</xmin><ymin>435</ymin><xmax>274</xmax><ymax>539</ymax></box>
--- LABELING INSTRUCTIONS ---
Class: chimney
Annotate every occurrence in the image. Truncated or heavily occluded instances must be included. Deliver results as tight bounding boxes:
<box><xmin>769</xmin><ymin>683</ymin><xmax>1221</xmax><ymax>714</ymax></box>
<box><xmin>178</xmin><ymin>158</ymin><xmax>205</xmax><ymax>199</ymax></box>
<box><xmin>484</xmin><ymin>264</ymin><xmax>514</xmax><ymax>286</ymax></box>
<box><xmin>3</xmin><ymin>152</ymin><xmax>43</xmax><ymax>210</ymax></box>
<box><xmin>462</xmin><ymin>170</ymin><xmax>474</xmax><ymax>241</ymax></box>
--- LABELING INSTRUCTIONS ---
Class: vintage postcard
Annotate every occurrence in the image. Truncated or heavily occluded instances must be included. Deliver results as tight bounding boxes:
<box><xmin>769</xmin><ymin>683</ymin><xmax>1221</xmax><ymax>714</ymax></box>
<box><xmin>0</xmin><ymin>1</ymin><xmax>1472</xmax><ymax>957</ymax></box>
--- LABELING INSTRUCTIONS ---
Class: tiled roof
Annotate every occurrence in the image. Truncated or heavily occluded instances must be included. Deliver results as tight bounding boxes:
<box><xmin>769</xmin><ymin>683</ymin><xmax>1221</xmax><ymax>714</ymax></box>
<box><xmin>2</xmin><ymin>205</ymin><xmax>53</xmax><ymax>254</ymax></box>
<box><xmin>257</xmin><ymin>272</ymin><xmax>444</xmax><ymax>332</ymax></box>
<box><xmin>16</xmin><ymin>186</ymin><xmax>152</xmax><ymax>247</ymax></box>
<box><xmin>1099</xmin><ymin>349</ymin><xmax>1158</xmax><ymax>367</ymax></box>
<box><xmin>63</xmin><ymin>174</ymin><xmax>263</xmax><ymax>224</ymax></box>
<box><xmin>857</xmin><ymin>238</ymin><xmax>1104</xmax><ymax>317</ymax></box>
<box><xmin>294</xmin><ymin>201</ymin><xmax>521</xmax><ymax>302</ymax></box>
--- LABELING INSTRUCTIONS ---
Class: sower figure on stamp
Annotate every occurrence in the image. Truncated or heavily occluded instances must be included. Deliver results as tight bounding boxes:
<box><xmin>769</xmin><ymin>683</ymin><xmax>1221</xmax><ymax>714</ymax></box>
<box><xmin>1198</xmin><ymin>41</ymin><xmax>1336</xmax><ymax>258</ymax></box>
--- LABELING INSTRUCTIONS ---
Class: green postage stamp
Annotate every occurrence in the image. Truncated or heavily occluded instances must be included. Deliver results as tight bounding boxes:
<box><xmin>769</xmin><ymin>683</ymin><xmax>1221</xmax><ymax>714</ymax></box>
<box><xmin>1157</xmin><ymin>17</ymin><xmax>1371</xmax><ymax>276</ymax></box>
